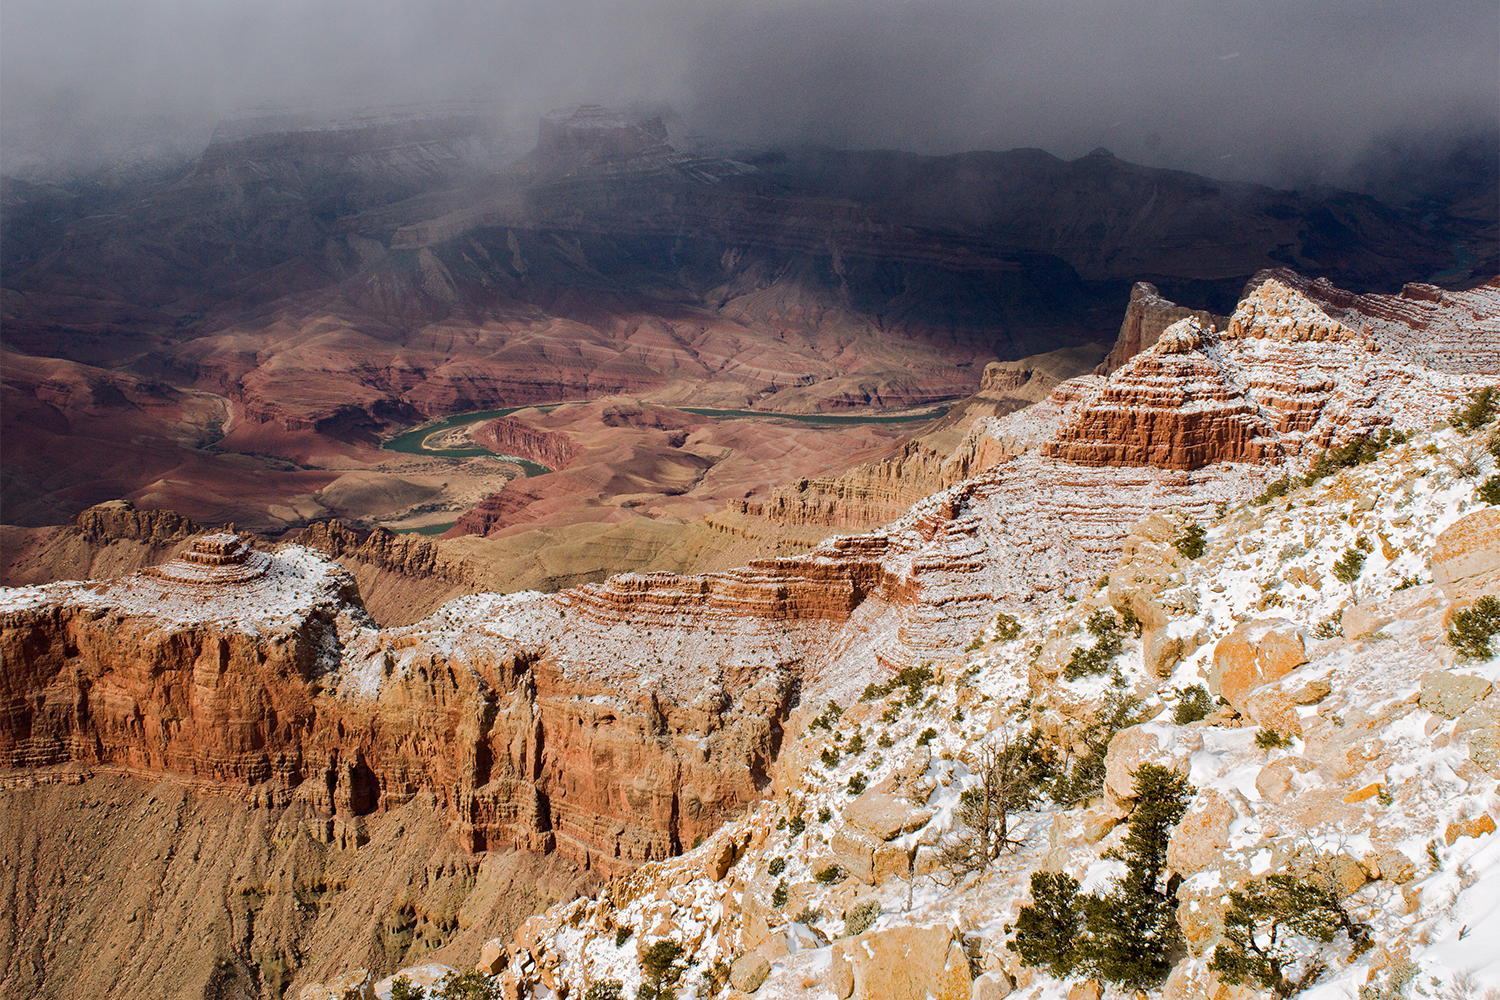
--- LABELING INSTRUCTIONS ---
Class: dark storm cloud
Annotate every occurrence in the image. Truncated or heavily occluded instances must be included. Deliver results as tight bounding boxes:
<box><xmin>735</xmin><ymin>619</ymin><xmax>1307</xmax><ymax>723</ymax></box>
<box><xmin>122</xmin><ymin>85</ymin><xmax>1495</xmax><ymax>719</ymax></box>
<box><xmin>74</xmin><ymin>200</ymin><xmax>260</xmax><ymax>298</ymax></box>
<box><xmin>2</xmin><ymin>0</ymin><xmax>1495</xmax><ymax>185</ymax></box>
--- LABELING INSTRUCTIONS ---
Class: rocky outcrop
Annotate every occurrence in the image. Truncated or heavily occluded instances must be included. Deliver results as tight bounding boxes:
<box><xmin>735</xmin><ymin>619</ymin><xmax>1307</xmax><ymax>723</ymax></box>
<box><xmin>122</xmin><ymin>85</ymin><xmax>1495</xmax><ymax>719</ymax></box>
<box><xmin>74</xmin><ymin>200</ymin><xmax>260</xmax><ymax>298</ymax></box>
<box><xmin>471</xmin><ymin>416</ymin><xmax>579</xmax><ymax>469</ymax></box>
<box><xmin>1034</xmin><ymin>277</ymin><xmax>1496</xmax><ymax>471</ymax></box>
<box><xmin>1099</xmin><ymin>282</ymin><xmax>1224</xmax><ymax>374</ymax></box>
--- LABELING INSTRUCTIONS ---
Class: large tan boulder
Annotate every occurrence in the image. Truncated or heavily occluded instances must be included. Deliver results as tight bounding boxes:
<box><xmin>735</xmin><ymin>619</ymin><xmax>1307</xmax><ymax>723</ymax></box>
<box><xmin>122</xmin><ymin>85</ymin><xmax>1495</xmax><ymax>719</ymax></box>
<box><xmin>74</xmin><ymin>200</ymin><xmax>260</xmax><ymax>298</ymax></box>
<box><xmin>1431</xmin><ymin>508</ymin><xmax>1500</xmax><ymax>601</ymax></box>
<box><xmin>829</xmin><ymin>941</ymin><xmax>855</xmax><ymax>999</ymax></box>
<box><xmin>1419</xmin><ymin>672</ymin><xmax>1493</xmax><ymax>719</ymax></box>
<box><xmin>1456</xmin><ymin>701</ymin><xmax>1500</xmax><ymax>774</ymax></box>
<box><xmin>1211</xmin><ymin>619</ymin><xmax>1308</xmax><ymax>711</ymax></box>
<box><xmin>299</xmin><ymin>969</ymin><xmax>374</xmax><ymax>1000</ymax></box>
<box><xmin>832</xmin><ymin>830</ymin><xmax>878</xmax><ymax>885</ymax></box>
<box><xmin>971</xmin><ymin>970</ymin><xmax>1013</xmax><ymax>1000</ymax></box>
<box><xmin>937</xmin><ymin>938</ymin><xmax>976</xmax><ymax>1000</ymax></box>
<box><xmin>730</xmin><ymin>952</ymin><xmax>771</xmax><ymax>993</ymax></box>
<box><xmin>1143</xmin><ymin>626</ymin><xmax>1187</xmax><ymax>677</ymax></box>
<box><xmin>848</xmin><ymin>924</ymin><xmax>961</xmax><ymax>1000</ymax></box>
<box><xmin>1167</xmin><ymin>788</ymin><xmax>1240</xmax><ymax>876</ymax></box>
<box><xmin>844</xmin><ymin>791</ymin><xmax>933</xmax><ymax>841</ymax></box>
<box><xmin>1103</xmin><ymin>725</ymin><xmax>1196</xmax><ymax>809</ymax></box>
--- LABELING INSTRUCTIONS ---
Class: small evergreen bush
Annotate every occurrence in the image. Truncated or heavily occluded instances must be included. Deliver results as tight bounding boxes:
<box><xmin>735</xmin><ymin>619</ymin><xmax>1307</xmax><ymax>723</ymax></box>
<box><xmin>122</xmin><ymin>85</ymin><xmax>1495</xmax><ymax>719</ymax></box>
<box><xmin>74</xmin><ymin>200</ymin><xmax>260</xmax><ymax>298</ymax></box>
<box><xmin>1478</xmin><ymin>474</ymin><xmax>1500</xmax><ymax>506</ymax></box>
<box><xmin>1007</xmin><ymin>872</ymin><xmax>1084</xmax><ymax>977</ymax></box>
<box><xmin>615</xmin><ymin>926</ymin><xmax>632</xmax><ymax>947</ymax></box>
<box><xmin>788</xmin><ymin>815</ymin><xmax>805</xmax><ymax>835</ymax></box>
<box><xmin>1174</xmin><ymin>522</ymin><xmax>1208</xmax><ymax>559</ymax></box>
<box><xmin>1210</xmin><ymin>874</ymin><xmax>1366</xmax><ymax>998</ymax></box>
<box><xmin>844</xmin><ymin>899</ymin><xmax>881</xmax><ymax>936</ymax></box>
<box><xmin>391</xmin><ymin>976</ymin><xmax>425</xmax><ymax>1000</ymax></box>
<box><xmin>1063</xmin><ymin>611</ymin><xmax>1125</xmax><ymax>681</ymax></box>
<box><xmin>772</xmin><ymin>879</ymin><xmax>788</xmax><ymax>908</ymax></box>
<box><xmin>1448</xmin><ymin>595</ymin><xmax>1500</xmax><ymax>659</ymax></box>
<box><xmin>916</xmin><ymin>727</ymin><xmax>938</xmax><ymax>746</ymax></box>
<box><xmin>817</xmin><ymin>806</ymin><xmax>832</xmax><ymax>823</ymax></box>
<box><xmin>636</xmin><ymin>940</ymin><xmax>686</xmax><ymax>1000</ymax></box>
<box><xmin>1256</xmin><ymin>729</ymin><xmax>1294</xmax><ymax>750</ymax></box>
<box><xmin>767</xmin><ymin>856</ymin><xmax>785</xmax><ymax>876</ymax></box>
<box><xmin>814</xmin><ymin>864</ymin><xmax>846</xmax><ymax>884</ymax></box>
<box><xmin>434</xmin><ymin>970</ymin><xmax>502</xmax><ymax>1000</ymax></box>
<box><xmin>1453</xmin><ymin>386</ymin><xmax>1497</xmax><ymax>431</ymax></box>
<box><xmin>585</xmin><ymin>982</ymin><xmax>625</xmax><ymax>1000</ymax></box>
<box><xmin>1173</xmin><ymin>684</ymin><xmax>1214</xmax><ymax>725</ymax></box>
<box><xmin>993</xmin><ymin>612</ymin><xmax>1023</xmax><ymax>642</ymax></box>
<box><xmin>1052</xmin><ymin>691</ymin><xmax>1145</xmax><ymax>806</ymax></box>
<box><xmin>1253</xmin><ymin>477</ymin><xmax>1293</xmax><ymax>506</ymax></box>
<box><xmin>847</xmin><ymin>771</ymin><xmax>867</xmax><ymax>795</ymax></box>
<box><xmin>1331</xmin><ymin>548</ymin><xmax>1366</xmax><ymax>585</ymax></box>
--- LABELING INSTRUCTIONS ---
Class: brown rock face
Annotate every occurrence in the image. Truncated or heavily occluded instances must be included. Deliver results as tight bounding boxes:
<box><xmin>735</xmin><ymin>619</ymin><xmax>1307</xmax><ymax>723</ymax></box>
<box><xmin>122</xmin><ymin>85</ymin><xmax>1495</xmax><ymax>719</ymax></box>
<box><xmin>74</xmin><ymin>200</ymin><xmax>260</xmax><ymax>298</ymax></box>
<box><xmin>1099</xmin><ymin>282</ymin><xmax>1224</xmax><ymax>374</ymax></box>
<box><xmin>471</xmin><ymin>416</ymin><xmax>580</xmax><ymax>469</ymax></box>
<box><xmin>1039</xmin><ymin>276</ymin><xmax>1500</xmax><ymax>471</ymax></box>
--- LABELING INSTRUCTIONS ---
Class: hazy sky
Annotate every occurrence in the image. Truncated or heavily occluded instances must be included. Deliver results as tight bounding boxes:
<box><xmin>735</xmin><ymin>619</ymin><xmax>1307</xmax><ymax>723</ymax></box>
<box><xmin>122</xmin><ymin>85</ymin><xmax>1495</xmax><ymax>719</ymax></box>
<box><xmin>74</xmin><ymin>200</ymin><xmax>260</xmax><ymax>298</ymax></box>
<box><xmin>2</xmin><ymin>0</ymin><xmax>1496</xmax><ymax>184</ymax></box>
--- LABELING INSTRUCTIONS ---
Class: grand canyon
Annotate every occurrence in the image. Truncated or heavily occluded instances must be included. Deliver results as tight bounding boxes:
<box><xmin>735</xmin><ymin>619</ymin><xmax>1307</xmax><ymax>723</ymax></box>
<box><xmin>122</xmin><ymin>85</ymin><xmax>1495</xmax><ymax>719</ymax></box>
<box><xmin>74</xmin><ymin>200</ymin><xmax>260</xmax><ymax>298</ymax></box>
<box><xmin>3</xmin><ymin>23</ymin><xmax>1500</xmax><ymax>1000</ymax></box>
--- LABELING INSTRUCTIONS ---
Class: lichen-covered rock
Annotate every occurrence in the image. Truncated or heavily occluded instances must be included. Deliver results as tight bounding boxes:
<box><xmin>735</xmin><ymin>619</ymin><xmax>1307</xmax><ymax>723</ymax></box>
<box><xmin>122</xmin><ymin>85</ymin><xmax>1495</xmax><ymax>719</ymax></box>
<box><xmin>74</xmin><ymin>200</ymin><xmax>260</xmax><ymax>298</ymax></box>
<box><xmin>1211</xmin><ymin>619</ymin><xmax>1309</xmax><ymax>712</ymax></box>
<box><xmin>1419</xmin><ymin>672</ymin><xmax>1494</xmax><ymax>720</ymax></box>
<box><xmin>848</xmin><ymin>924</ymin><xmax>959</xmax><ymax>1000</ymax></box>
<box><xmin>1167</xmin><ymin>788</ymin><xmax>1239</xmax><ymax>876</ymax></box>
<box><xmin>730</xmin><ymin>952</ymin><xmax>771</xmax><ymax>993</ymax></box>
<box><xmin>843</xmin><ymin>791</ymin><xmax>933</xmax><ymax>841</ymax></box>
<box><xmin>1430</xmin><ymin>507</ymin><xmax>1500</xmax><ymax>601</ymax></box>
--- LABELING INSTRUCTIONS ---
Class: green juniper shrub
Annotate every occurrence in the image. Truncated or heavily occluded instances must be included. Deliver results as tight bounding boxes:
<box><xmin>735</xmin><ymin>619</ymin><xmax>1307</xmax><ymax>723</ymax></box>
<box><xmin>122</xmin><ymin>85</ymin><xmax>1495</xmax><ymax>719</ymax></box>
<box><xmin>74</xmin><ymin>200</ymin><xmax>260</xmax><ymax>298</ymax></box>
<box><xmin>1063</xmin><ymin>611</ymin><xmax>1126</xmax><ymax>680</ymax></box>
<box><xmin>844</xmin><ymin>899</ymin><xmax>881</xmax><ymax>937</ymax></box>
<box><xmin>1210</xmin><ymin>874</ymin><xmax>1367</xmax><ymax>999</ymax></box>
<box><xmin>1007</xmin><ymin>871</ymin><xmax>1085</xmax><ymax>977</ymax></box>
<box><xmin>846</xmin><ymin>732</ymin><xmax>865</xmax><ymax>756</ymax></box>
<box><xmin>1081</xmin><ymin>765</ymin><xmax>1195</xmax><ymax>990</ymax></box>
<box><xmin>788</xmin><ymin>815</ymin><xmax>806</xmax><ymax>835</ymax></box>
<box><xmin>1010</xmin><ymin>765</ymin><xmax>1194</xmax><ymax>991</ymax></box>
<box><xmin>1478</xmin><ymin>474</ymin><xmax>1500</xmax><ymax>506</ymax></box>
<box><xmin>814</xmin><ymin>864</ymin><xmax>846</xmax><ymax>884</ymax></box>
<box><xmin>1489</xmin><ymin>430</ymin><xmax>1500</xmax><ymax>461</ymax></box>
<box><xmin>1052</xmin><ymin>691</ymin><xmax>1146</xmax><ymax>806</ymax></box>
<box><xmin>772</xmin><ymin>879</ymin><xmax>788</xmax><ymax>908</ymax></box>
<box><xmin>636</xmin><ymin>940</ymin><xmax>686</xmax><ymax>1000</ymax></box>
<box><xmin>434</xmin><ymin>970</ymin><xmax>502</xmax><ymax>1000</ymax></box>
<box><xmin>767</xmin><ymin>856</ymin><xmax>786</xmax><ymax>876</ymax></box>
<box><xmin>1448</xmin><ymin>594</ymin><xmax>1500</xmax><ymax>659</ymax></box>
<box><xmin>391</xmin><ymin>976</ymin><xmax>426</xmax><ymax>1000</ymax></box>
<box><xmin>817</xmin><ymin>806</ymin><xmax>832</xmax><ymax>823</ymax></box>
<box><xmin>616</xmin><ymin>926</ymin><xmax>633</xmax><ymax>947</ymax></box>
<box><xmin>1312</xmin><ymin>609</ymin><xmax>1343</xmax><ymax>639</ymax></box>
<box><xmin>820</xmin><ymin>747</ymin><xmax>840</xmax><ymax>769</ymax></box>
<box><xmin>1255</xmin><ymin>729</ymin><xmax>1294</xmax><ymax>750</ymax></box>
<box><xmin>792</xmin><ymin>907</ymin><xmax>825</xmax><ymax>925</ymax></box>
<box><xmin>847</xmin><ymin>771</ymin><xmax>867</xmax><ymax>795</ymax></box>
<box><xmin>1301</xmin><ymin>429</ymin><xmax>1399</xmax><ymax>486</ymax></box>
<box><xmin>1174</xmin><ymin>522</ymin><xmax>1208</xmax><ymax>559</ymax></box>
<box><xmin>1453</xmin><ymin>386</ymin><xmax>1497</xmax><ymax>431</ymax></box>
<box><xmin>877</xmin><ymin>732</ymin><xmax>894</xmax><ymax>749</ymax></box>
<box><xmin>916</xmin><ymin>727</ymin><xmax>938</xmax><ymax>747</ymax></box>
<box><xmin>1254</xmin><ymin>477</ymin><xmax>1293</xmax><ymax>506</ymax></box>
<box><xmin>993</xmin><ymin>612</ymin><xmax>1023</xmax><ymax>642</ymax></box>
<box><xmin>1173</xmin><ymin>684</ymin><xmax>1214</xmax><ymax>725</ymax></box>
<box><xmin>880</xmin><ymin>704</ymin><xmax>901</xmax><ymax>724</ymax></box>
<box><xmin>585</xmin><ymin>982</ymin><xmax>625</xmax><ymax>1000</ymax></box>
<box><xmin>1331</xmin><ymin>548</ymin><xmax>1366</xmax><ymax>585</ymax></box>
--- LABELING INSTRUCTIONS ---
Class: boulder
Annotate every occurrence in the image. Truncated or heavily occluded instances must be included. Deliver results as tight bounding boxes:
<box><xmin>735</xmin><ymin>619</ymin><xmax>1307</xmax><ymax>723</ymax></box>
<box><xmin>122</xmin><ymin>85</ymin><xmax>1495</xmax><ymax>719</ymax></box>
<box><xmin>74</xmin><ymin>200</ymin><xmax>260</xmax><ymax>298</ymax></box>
<box><xmin>848</xmin><ymin>924</ymin><xmax>958</xmax><ymax>1000</ymax></box>
<box><xmin>1419</xmin><ymin>672</ymin><xmax>1493</xmax><ymax>720</ymax></box>
<box><xmin>1456</xmin><ymin>702</ymin><xmax>1500</xmax><ymax>774</ymax></box>
<box><xmin>1254</xmin><ymin>755</ymin><xmax>1316</xmax><ymax>805</ymax></box>
<box><xmin>477</xmin><ymin>939</ymin><xmax>507</xmax><ymax>975</ymax></box>
<box><xmin>1445</xmin><ymin>813</ymin><xmax>1497</xmax><ymax>845</ymax></box>
<box><xmin>832</xmin><ymin>831</ymin><xmax>878</xmax><ymax>885</ymax></box>
<box><xmin>1243</xmin><ymin>685</ymin><xmax>1304</xmax><ymax>737</ymax></box>
<box><xmin>872</xmin><ymin>843</ymin><xmax>915</xmax><ymax>882</ymax></box>
<box><xmin>1068</xmin><ymin>980</ymin><xmax>1102</xmax><ymax>1000</ymax></box>
<box><xmin>1342</xmin><ymin>602</ymin><xmax>1394</xmax><ymax>639</ymax></box>
<box><xmin>730</xmin><ymin>952</ymin><xmax>771</xmax><ymax>993</ymax></box>
<box><xmin>1376</xmin><ymin>849</ymin><xmax>1416</xmax><ymax>884</ymax></box>
<box><xmin>1430</xmin><ymin>508</ymin><xmax>1500</xmax><ymax>601</ymax></box>
<box><xmin>1211</xmin><ymin>619</ymin><xmax>1309</xmax><ymax>711</ymax></box>
<box><xmin>829</xmin><ymin>941</ymin><xmax>855</xmax><ymax>999</ymax></box>
<box><xmin>300</xmin><ymin>969</ymin><xmax>374</xmax><ymax>1000</ymax></box>
<box><xmin>971</xmin><ymin>970</ymin><xmax>1013</xmax><ymax>1000</ymax></box>
<box><xmin>1167</xmin><ymin>788</ymin><xmax>1239</xmax><ymax>876</ymax></box>
<box><xmin>1102</xmin><ymin>725</ymin><xmax>1193</xmax><ymax>809</ymax></box>
<box><xmin>843</xmin><ymin>791</ymin><xmax>933</xmax><ymax>841</ymax></box>
<box><xmin>937</xmin><ymin>938</ymin><xmax>975</xmax><ymax>1000</ymax></box>
<box><xmin>1143</xmin><ymin>626</ymin><xmax>1187</xmax><ymax>678</ymax></box>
